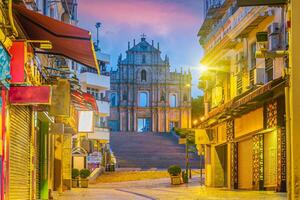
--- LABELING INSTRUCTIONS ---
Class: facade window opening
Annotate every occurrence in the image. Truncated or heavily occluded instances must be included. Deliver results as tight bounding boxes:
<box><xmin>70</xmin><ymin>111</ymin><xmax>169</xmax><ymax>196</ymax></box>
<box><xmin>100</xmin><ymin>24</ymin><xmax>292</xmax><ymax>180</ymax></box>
<box><xmin>139</xmin><ymin>92</ymin><xmax>148</xmax><ymax>107</ymax></box>
<box><xmin>170</xmin><ymin>94</ymin><xmax>177</xmax><ymax>108</ymax></box>
<box><xmin>142</xmin><ymin>55</ymin><xmax>146</xmax><ymax>64</ymax></box>
<box><xmin>183</xmin><ymin>95</ymin><xmax>188</xmax><ymax>101</ymax></box>
<box><xmin>141</xmin><ymin>70</ymin><xmax>147</xmax><ymax>82</ymax></box>
<box><xmin>111</xmin><ymin>93</ymin><xmax>118</xmax><ymax>106</ymax></box>
<box><xmin>87</xmin><ymin>87</ymin><xmax>99</xmax><ymax>100</ymax></box>
<box><xmin>123</xmin><ymin>94</ymin><xmax>127</xmax><ymax>101</ymax></box>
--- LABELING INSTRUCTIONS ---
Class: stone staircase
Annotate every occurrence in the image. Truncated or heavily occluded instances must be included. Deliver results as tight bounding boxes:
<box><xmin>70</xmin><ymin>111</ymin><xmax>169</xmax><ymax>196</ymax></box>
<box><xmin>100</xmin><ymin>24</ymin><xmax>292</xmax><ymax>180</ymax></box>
<box><xmin>110</xmin><ymin>132</ymin><xmax>201</xmax><ymax>169</ymax></box>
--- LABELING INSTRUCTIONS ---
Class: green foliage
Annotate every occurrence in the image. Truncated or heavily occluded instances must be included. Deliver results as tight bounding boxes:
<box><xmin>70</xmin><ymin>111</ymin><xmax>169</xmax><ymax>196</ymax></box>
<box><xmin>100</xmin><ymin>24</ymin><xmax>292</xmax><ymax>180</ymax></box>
<box><xmin>168</xmin><ymin>165</ymin><xmax>182</xmax><ymax>176</ymax></box>
<box><xmin>80</xmin><ymin>169</ymin><xmax>91</xmax><ymax>179</ymax></box>
<box><xmin>72</xmin><ymin>168</ymin><xmax>79</xmax><ymax>179</ymax></box>
<box><xmin>173</xmin><ymin>128</ymin><xmax>195</xmax><ymax>144</ymax></box>
<box><xmin>191</xmin><ymin>96</ymin><xmax>204</xmax><ymax>124</ymax></box>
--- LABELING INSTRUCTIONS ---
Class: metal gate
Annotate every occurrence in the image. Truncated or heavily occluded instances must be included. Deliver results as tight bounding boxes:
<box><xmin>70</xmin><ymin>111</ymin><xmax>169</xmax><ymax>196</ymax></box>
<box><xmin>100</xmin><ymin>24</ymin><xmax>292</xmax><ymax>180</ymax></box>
<box><xmin>9</xmin><ymin>106</ymin><xmax>31</xmax><ymax>200</ymax></box>
<box><xmin>264</xmin><ymin>131</ymin><xmax>277</xmax><ymax>187</ymax></box>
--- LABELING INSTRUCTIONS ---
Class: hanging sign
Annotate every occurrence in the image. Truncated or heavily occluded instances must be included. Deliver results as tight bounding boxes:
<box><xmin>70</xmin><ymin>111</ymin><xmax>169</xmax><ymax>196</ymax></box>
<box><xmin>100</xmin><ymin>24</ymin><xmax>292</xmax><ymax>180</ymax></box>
<box><xmin>49</xmin><ymin>79</ymin><xmax>70</xmax><ymax>116</ymax></box>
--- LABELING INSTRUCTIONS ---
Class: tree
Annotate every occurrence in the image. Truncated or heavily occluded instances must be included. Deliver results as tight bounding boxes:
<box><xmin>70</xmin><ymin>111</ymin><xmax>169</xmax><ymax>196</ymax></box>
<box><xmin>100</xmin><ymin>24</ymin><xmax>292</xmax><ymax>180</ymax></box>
<box><xmin>191</xmin><ymin>96</ymin><xmax>204</xmax><ymax>124</ymax></box>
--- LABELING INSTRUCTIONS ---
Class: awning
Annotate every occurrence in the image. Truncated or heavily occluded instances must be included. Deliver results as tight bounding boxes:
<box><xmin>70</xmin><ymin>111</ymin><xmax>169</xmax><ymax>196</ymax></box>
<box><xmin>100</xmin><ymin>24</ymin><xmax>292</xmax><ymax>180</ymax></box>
<box><xmin>71</xmin><ymin>91</ymin><xmax>98</xmax><ymax>112</ymax></box>
<box><xmin>13</xmin><ymin>4</ymin><xmax>99</xmax><ymax>72</ymax></box>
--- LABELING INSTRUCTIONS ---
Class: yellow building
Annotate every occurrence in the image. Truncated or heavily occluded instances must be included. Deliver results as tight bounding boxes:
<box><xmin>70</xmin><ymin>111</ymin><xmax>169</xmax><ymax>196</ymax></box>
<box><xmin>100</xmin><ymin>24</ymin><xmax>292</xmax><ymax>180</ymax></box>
<box><xmin>197</xmin><ymin>1</ymin><xmax>287</xmax><ymax>192</ymax></box>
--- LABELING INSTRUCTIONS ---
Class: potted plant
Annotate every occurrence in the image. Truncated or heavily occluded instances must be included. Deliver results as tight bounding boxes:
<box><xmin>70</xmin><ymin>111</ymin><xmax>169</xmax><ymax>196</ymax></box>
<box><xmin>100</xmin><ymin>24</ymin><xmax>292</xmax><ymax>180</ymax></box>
<box><xmin>80</xmin><ymin>168</ymin><xmax>91</xmax><ymax>188</ymax></box>
<box><xmin>72</xmin><ymin>168</ymin><xmax>79</xmax><ymax>188</ymax></box>
<box><xmin>168</xmin><ymin>165</ymin><xmax>182</xmax><ymax>185</ymax></box>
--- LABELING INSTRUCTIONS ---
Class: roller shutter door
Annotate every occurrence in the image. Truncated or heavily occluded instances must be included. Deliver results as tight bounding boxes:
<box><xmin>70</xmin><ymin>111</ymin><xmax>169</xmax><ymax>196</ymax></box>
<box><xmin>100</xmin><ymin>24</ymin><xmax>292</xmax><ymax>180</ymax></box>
<box><xmin>238</xmin><ymin>139</ymin><xmax>253</xmax><ymax>190</ymax></box>
<box><xmin>9</xmin><ymin>106</ymin><xmax>31</xmax><ymax>200</ymax></box>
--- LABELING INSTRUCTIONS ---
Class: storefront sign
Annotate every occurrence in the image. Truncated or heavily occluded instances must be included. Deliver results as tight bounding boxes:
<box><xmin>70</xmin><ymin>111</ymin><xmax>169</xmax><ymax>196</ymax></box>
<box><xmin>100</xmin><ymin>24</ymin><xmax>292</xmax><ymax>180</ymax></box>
<box><xmin>50</xmin><ymin>79</ymin><xmax>70</xmax><ymax>116</ymax></box>
<box><xmin>195</xmin><ymin>129</ymin><xmax>211</xmax><ymax>145</ymax></box>
<box><xmin>49</xmin><ymin>123</ymin><xmax>64</xmax><ymax>134</ymax></box>
<box><xmin>9</xmin><ymin>41</ymin><xmax>26</xmax><ymax>83</ymax></box>
<box><xmin>0</xmin><ymin>44</ymin><xmax>11</xmax><ymax>89</ymax></box>
<box><xmin>9</xmin><ymin>86</ymin><xmax>51</xmax><ymax>105</ymax></box>
<box><xmin>237</xmin><ymin>0</ymin><xmax>287</xmax><ymax>6</ymax></box>
<box><xmin>78</xmin><ymin>111</ymin><xmax>94</xmax><ymax>133</ymax></box>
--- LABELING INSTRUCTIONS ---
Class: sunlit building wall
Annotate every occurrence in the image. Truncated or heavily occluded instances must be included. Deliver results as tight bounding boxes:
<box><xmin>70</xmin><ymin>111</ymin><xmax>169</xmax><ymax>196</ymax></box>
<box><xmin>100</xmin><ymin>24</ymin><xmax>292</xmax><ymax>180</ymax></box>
<box><xmin>197</xmin><ymin>0</ymin><xmax>287</xmax><ymax>192</ymax></box>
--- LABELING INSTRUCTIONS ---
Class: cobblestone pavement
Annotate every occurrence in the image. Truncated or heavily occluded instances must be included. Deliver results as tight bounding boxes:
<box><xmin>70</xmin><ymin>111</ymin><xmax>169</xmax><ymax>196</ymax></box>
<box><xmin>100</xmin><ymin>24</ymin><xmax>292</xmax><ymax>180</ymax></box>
<box><xmin>58</xmin><ymin>177</ymin><xmax>287</xmax><ymax>200</ymax></box>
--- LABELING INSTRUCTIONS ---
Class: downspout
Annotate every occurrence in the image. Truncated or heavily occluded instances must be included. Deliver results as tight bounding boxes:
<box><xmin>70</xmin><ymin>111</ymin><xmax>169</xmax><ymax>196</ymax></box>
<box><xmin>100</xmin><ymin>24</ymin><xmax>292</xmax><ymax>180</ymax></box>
<box><xmin>8</xmin><ymin>0</ymin><xmax>18</xmax><ymax>37</ymax></box>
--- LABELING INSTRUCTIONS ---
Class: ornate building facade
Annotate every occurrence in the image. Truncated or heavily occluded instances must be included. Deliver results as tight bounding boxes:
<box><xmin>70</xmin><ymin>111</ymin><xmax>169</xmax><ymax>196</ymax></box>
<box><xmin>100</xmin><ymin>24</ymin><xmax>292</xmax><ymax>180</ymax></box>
<box><xmin>108</xmin><ymin>36</ymin><xmax>192</xmax><ymax>133</ymax></box>
<box><xmin>196</xmin><ymin>0</ymin><xmax>287</xmax><ymax>192</ymax></box>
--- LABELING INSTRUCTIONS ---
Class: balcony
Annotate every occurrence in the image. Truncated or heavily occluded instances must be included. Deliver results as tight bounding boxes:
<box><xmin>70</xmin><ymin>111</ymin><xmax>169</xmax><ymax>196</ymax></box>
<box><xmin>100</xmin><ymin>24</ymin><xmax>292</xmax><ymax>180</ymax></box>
<box><xmin>201</xmin><ymin>6</ymin><xmax>273</xmax><ymax>65</ymax></box>
<box><xmin>79</xmin><ymin>72</ymin><xmax>110</xmax><ymax>90</ymax></box>
<box><xmin>87</xmin><ymin>127</ymin><xmax>110</xmax><ymax>141</ymax></box>
<box><xmin>97</xmin><ymin>100</ymin><xmax>110</xmax><ymax>116</ymax></box>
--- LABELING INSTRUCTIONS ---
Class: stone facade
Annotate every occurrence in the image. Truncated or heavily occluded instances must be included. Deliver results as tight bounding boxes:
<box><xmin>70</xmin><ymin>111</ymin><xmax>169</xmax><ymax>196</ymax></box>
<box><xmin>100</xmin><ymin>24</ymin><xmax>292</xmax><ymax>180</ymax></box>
<box><xmin>108</xmin><ymin>36</ymin><xmax>192</xmax><ymax>132</ymax></box>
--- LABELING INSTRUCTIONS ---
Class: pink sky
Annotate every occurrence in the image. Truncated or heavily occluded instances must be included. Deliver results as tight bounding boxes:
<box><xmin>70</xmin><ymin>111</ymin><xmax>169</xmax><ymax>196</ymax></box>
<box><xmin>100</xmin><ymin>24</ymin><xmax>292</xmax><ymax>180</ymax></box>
<box><xmin>77</xmin><ymin>0</ymin><xmax>204</xmax><ymax>97</ymax></box>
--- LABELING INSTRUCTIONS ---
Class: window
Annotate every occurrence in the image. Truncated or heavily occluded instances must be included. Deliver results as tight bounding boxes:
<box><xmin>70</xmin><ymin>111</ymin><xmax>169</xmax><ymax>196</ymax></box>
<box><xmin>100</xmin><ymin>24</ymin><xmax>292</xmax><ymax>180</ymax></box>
<box><xmin>87</xmin><ymin>87</ymin><xmax>99</xmax><ymax>100</ymax></box>
<box><xmin>111</xmin><ymin>93</ymin><xmax>117</xmax><ymax>106</ymax></box>
<box><xmin>183</xmin><ymin>95</ymin><xmax>188</xmax><ymax>101</ymax></box>
<box><xmin>170</xmin><ymin>94</ymin><xmax>177</xmax><ymax>108</ymax></box>
<box><xmin>250</xmin><ymin>43</ymin><xmax>256</xmax><ymax>68</ymax></box>
<box><xmin>142</xmin><ymin>55</ymin><xmax>146</xmax><ymax>64</ymax></box>
<box><xmin>141</xmin><ymin>70</ymin><xmax>147</xmax><ymax>82</ymax></box>
<box><xmin>139</xmin><ymin>92</ymin><xmax>148</xmax><ymax>107</ymax></box>
<box><xmin>49</xmin><ymin>6</ymin><xmax>55</xmax><ymax>18</ymax></box>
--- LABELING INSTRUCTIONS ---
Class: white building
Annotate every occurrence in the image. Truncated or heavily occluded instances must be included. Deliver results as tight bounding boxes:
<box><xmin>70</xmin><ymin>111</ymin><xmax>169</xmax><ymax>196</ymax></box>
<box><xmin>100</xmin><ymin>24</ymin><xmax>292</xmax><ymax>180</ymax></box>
<box><xmin>79</xmin><ymin>51</ymin><xmax>111</xmax><ymax>145</ymax></box>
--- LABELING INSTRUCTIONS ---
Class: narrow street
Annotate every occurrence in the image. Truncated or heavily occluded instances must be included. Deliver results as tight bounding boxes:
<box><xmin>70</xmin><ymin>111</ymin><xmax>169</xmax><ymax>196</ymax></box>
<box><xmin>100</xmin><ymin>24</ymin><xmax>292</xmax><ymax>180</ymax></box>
<box><xmin>58</xmin><ymin>172</ymin><xmax>287</xmax><ymax>200</ymax></box>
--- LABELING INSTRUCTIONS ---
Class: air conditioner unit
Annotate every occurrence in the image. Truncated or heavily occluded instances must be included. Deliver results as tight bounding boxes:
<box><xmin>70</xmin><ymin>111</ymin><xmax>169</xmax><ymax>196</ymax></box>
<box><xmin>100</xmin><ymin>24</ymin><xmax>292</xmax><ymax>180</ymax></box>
<box><xmin>252</xmin><ymin>68</ymin><xmax>265</xmax><ymax>86</ymax></box>
<box><xmin>268</xmin><ymin>23</ymin><xmax>280</xmax><ymax>35</ymax></box>
<box><xmin>268</xmin><ymin>23</ymin><xmax>280</xmax><ymax>51</ymax></box>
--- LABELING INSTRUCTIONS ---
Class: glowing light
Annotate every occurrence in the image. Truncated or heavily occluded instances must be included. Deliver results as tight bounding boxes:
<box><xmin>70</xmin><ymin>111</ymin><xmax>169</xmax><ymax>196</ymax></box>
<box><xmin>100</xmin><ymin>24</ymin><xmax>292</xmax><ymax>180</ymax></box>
<box><xmin>200</xmin><ymin>116</ymin><xmax>205</xmax><ymax>121</ymax></box>
<box><xmin>200</xmin><ymin>65</ymin><xmax>208</xmax><ymax>72</ymax></box>
<box><xmin>193</xmin><ymin>120</ymin><xmax>198</xmax><ymax>125</ymax></box>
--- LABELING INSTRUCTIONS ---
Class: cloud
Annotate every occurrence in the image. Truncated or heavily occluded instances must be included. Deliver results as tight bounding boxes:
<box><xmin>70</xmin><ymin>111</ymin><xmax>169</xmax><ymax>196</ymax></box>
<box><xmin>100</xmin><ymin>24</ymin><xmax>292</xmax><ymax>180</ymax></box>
<box><xmin>77</xmin><ymin>0</ymin><xmax>204</xmax><ymax>97</ymax></box>
<box><xmin>78</xmin><ymin>0</ymin><xmax>201</xmax><ymax>36</ymax></box>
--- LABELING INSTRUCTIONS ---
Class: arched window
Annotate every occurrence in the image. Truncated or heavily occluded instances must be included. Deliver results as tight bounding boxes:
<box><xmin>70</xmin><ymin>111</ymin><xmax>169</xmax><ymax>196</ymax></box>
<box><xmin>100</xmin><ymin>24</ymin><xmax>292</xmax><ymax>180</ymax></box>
<box><xmin>139</xmin><ymin>92</ymin><xmax>148</xmax><ymax>107</ymax></box>
<box><xmin>111</xmin><ymin>93</ymin><xmax>117</xmax><ymax>106</ymax></box>
<box><xmin>170</xmin><ymin>94</ymin><xmax>177</xmax><ymax>108</ymax></box>
<box><xmin>142</xmin><ymin>55</ymin><xmax>146</xmax><ymax>63</ymax></box>
<box><xmin>141</xmin><ymin>70</ymin><xmax>147</xmax><ymax>82</ymax></box>
<box><xmin>183</xmin><ymin>94</ymin><xmax>188</xmax><ymax>101</ymax></box>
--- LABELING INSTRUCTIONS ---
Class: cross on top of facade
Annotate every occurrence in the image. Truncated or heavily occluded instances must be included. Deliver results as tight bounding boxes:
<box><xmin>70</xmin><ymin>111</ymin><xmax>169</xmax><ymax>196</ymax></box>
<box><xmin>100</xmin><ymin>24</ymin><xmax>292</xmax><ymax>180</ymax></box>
<box><xmin>141</xmin><ymin>33</ymin><xmax>146</xmax><ymax>40</ymax></box>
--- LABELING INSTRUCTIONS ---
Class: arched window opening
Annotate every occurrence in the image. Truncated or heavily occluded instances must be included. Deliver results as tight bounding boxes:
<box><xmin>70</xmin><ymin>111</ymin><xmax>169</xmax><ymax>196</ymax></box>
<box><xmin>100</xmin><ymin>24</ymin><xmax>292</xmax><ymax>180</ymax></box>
<box><xmin>141</xmin><ymin>70</ymin><xmax>147</xmax><ymax>82</ymax></box>
<box><xmin>183</xmin><ymin>94</ymin><xmax>188</xmax><ymax>101</ymax></box>
<box><xmin>170</xmin><ymin>94</ymin><xmax>177</xmax><ymax>108</ymax></box>
<box><xmin>111</xmin><ymin>93</ymin><xmax>117</xmax><ymax>106</ymax></box>
<box><xmin>139</xmin><ymin>92</ymin><xmax>148</xmax><ymax>107</ymax></box>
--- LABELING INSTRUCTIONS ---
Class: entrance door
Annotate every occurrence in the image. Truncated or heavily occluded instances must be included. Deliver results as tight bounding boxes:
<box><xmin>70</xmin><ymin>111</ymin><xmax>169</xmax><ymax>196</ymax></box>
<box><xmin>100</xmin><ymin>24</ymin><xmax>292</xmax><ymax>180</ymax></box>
<box><xmin>138</xmin><ymin>118</ymin><xmax>151</xmax><ymax>132</ymax></box>
<box><xmin>169</xmin><ymin>121</ymin><xmax>179</xmax><ymax>130</ymax></box>
<box><xmin>238</xmin><ymin>139</ymin><xmax>253</xmax><ymax>189</ymax></box>
<box><xmin>264</xmin><ymin>131</ymin><xmax>277</xmax><ymax>188</ymax></box>
<box><xmin>215</xmin><ymin>144</ymin><xmax>228</xmax><ymax>187</ymax></box>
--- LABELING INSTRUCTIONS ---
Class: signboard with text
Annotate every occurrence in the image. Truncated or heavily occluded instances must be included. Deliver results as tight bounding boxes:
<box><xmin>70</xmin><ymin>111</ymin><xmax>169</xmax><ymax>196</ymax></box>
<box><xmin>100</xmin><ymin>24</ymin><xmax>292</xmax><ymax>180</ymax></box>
<box><xmin>237</xmin><ymin>0</ymin><xmax>288</xmax><ymax>6</ymax></box>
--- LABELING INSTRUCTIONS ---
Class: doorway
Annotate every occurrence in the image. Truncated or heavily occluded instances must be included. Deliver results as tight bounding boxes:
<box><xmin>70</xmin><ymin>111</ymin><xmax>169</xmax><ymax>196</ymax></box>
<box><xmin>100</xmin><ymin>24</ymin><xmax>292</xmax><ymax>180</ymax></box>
<box><xmin>138</xmin><ymin>118</ymin><xmax>151</xmax><ymax>132</ymax></box>
<box><xmin>215</xmin><ymin>144</ymin><xmax>228</xmax><ymax>187</ymax></box>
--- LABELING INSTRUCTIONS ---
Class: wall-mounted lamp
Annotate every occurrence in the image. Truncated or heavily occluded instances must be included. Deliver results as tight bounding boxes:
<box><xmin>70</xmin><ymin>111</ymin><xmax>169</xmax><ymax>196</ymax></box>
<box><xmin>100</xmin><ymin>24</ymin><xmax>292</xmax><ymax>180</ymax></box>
<box><xmin>26</xmin><ymin>40</ymin><xmax>53</xmax><ymax>50</ymax></box>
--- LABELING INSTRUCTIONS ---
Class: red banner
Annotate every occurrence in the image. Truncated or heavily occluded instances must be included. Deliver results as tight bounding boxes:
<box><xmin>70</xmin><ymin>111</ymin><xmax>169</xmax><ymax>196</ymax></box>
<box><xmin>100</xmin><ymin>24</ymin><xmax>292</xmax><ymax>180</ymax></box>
<box><xmin>9</xmin><ymin>86</ymin><xmax>51</xmax><ymax>105</ymax></box>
